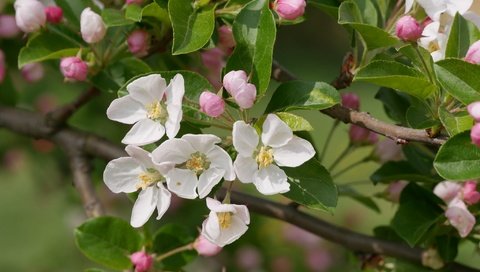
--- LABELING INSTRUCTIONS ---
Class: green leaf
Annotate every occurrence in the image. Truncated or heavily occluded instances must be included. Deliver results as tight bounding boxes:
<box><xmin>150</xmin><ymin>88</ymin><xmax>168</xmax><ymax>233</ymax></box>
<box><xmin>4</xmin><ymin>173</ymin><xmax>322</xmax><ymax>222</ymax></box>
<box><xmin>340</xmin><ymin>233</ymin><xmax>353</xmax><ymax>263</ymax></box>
<box><xmin>355</xmin><ymin>60</ymin><xmax>437</xmax><ymax>99</ymax></box>
<box><xmin>101</xmin><ymin>8</ymin><xmax>134</xmax><ymax>27</ymax></box>
<box><xmin>405</xmin><ymin>98</ymin><xmax>440</xmax><ymax>129</ymax></box>
<box><xmin>74</xmin><ymin>216</ymin><xmax>143</xmax><ymax>270</ymax></box>
<box><xmin>143</xmin><ymin>2</ymin><xmax>170</xmax><ymax>23</ymax></box>
<box><xmin>226</xmin><ymin>0</ymin><xmax>276</xmax><ymax>96</ymax></box>
<box><xmin>169</xmin><ymin>0</ymin><xmax>216</xmax><ymax>55</ymax></box>
<box><xmin>371</xmin><ymin>161</ymin><xmax>442</xmax><ymax>184</ymax></box>
<box><xmin>397</xmin><ymin>44</ymin><xmax>435</xmax><ymax>77</ymax></box>
<box><xmin>266</xmin><ymin>81</ymin><xmax>340</xmax><ymax>113</ymax></box>
<box><xmin>435</xmin><ymin>58</ymin><xmax>480</xmax><ymax>105</ymax></box>
<box><xmin>356</xmin><ymin>0</ymin><xmax>378</xmax><ymax>26</ymax></box>
<box><xmin>125</xmin><ymin>4</ymin><xmax>143</xmax><ymax>22</ymax></box>
<box><xmin>436</xmin><ymin>235</ymin><xmax>459</xmax><ymax>262</ymax></box>
<box><xmin>338</xmin><ymin>185</ymin><xmax>380</xmax><ymax>213</ymax></box>
<box><xmin>308</xmin><ymin>0</ymin><xmax>339</xmax><ymax>18</ymax></box>
<box><xmin>434</xmin><ymin>131</ymin><xmax>480</xmax><ymax>180</ymax></box>
<box><xmin>445</xmin><ymin>13</ymin><xmax>474</xmax><ymax>58</ymax></box>
<box><xmin>438</xmin><ymin>107</ymin><xmax>473</xmax><ymax>136</ymax></box>
<box><xmin>374</xmin><ymin>88</ymin><xmax>410</xmax><ymax>124</ymax></box>
<box><xmin>275</xmin><ymin>112</ymin><xmax>313</xmax><ymax>131</ymax></box>
<box><xmin>152</xmin><ymin>224</ymin><xmax>197</xmax><ymax>270</ymax></box>
<box><xmin>402</xmin><ymin>144</ymin><xmax>436</xmax><ymax>175</ymax></box>
<box><xmin>283</xmin><ymin>159</ymin><xmax>338</xmax><ymax>212</ymax></box>
<box><xmin>391</xmin><ymin>183</ymin><xmax>443</xmax><ymax>246</ymax></box>
<box><xmin>338</xmin><ymin>1</ymin><xmax>397</xmax><ymax>50</ymax></box>
<box><xmin>18</xmin><ymin>27</ymin><xmax>82</xmax><ymax>68</ymax></box>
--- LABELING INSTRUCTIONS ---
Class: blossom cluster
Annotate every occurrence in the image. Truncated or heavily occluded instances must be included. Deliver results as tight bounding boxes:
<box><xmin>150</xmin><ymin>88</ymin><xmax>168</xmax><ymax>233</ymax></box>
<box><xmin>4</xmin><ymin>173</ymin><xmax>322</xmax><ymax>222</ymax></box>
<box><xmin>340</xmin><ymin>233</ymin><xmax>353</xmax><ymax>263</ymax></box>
<box><xmin>103</xmin><ymin>72</ymin><xmax>316</xmax><ymax>251</ymax></box>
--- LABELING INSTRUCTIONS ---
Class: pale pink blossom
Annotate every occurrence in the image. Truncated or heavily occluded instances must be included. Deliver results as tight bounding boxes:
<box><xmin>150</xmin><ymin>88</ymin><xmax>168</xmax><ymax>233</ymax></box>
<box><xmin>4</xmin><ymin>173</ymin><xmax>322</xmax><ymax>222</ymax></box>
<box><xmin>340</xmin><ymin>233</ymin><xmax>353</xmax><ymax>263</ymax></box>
<box><xmin>465</xmin><ymin>40</ymin><xmax>480</xmax><ymax>64</ymax></box>
<box><xmin>21</xmin><ymin>62</ymin><xmax>44</xmax><ymax>83</ymax></box>
<box><xmin>0</xmin><ymin>15</ymin><xmax>21</xmax><ymax>38</ymax></box>
<box><xmin>199</xmin><ymin>91</ymin><xmax>225</xmax><ymax>117</ymax></box>
<box><xmin>341</xmin><ymin>92</ymin><xmax>360</xmax><ymax>110</ymax></box>
<box><xmin>193</xmin><ymin>235</ymin><xmax>223</xmax><ymax>256</ymax></box>
<box><xmin>127</xmin><ymin>29</ymin><xmax>150</xmax><ymax>57</ymax></box>
<box><xmin>395</xmin><ymin>15</ymin><xmax>423</xmax><ymax>42</ymax></box>
<box><xmin>273</xmin><ymin>0</ymin><xmax>306</xmax><ymax>20</ymax></box>
<box><xmin>130</xmin><ymin>251</ymin><xmax>153</xmax><ymax>272</ymax></box>
<box><xmin>44</xmin><ymin>6</ymin><xmax>63</xmax><ymax>24</ymax></box>
<box><xmin>60</xmin><ymin>57</ymin><xmax>88</xmax><ymax>81</ymax></box>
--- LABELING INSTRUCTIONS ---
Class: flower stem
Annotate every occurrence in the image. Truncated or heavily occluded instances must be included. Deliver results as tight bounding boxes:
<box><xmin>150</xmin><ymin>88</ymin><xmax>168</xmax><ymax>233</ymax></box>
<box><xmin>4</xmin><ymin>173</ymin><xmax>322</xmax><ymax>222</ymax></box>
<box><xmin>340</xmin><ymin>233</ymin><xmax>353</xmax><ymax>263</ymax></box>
<box><xmin>319</xmin><ymin>120</ymin><xmax>339</xmax><ymax>163</ymax></box>
<box><xmin>155</xmin><ymin>243</ymin><xmax>194</xmax><ymax>262</ymax></box>
<box><xmin>328</xmin><ymin>144</ymin><xmax>353</xmax><ymax>172</ymax></box>
<box><xmin>332</xmin><ymin>156</ymin><xmax>371</xmax><ymax>179</ymax></box>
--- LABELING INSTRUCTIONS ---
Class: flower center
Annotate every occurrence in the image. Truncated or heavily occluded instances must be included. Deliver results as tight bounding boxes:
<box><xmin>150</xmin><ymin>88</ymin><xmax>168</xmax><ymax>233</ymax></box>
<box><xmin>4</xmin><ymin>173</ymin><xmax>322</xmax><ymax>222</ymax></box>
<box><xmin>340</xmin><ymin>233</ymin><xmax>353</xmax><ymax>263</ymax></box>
<box><xmin>137</xmin><ymin>168</ymin><xmax>164</xmax><ymax>190</ymax></box>
<box><xmin>428</xmin><ymin>41</ymin><xmax>440</xmax><ymax>52</ymax></box>
<box><xmin>146</xmin><ymin>101</ymin><xmax>168</xmax><ymax>122</ymax></box>
<box><xmin>186</xmin><ymin>152</ymin><xmax>210</xmax><ymax>175</ymax></box>
<box><xmin>217</xmin><ymin>212</ymin><xmax>232</xmax><ymax>229</ymax></box>
<box><xmin>256</xmin><ymin>146</ymin><xmax>274</xmax><ymax>169</ymax></box>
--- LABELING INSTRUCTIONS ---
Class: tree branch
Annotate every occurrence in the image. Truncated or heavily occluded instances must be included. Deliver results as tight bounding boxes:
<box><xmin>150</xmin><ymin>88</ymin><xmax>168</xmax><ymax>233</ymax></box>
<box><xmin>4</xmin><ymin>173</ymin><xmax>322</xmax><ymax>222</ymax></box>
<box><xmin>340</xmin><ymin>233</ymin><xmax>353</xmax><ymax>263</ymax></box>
<box><xmin>271</xmin><ymin>60</ymin><xmax>447</xmax><ymax>145</ymax></box>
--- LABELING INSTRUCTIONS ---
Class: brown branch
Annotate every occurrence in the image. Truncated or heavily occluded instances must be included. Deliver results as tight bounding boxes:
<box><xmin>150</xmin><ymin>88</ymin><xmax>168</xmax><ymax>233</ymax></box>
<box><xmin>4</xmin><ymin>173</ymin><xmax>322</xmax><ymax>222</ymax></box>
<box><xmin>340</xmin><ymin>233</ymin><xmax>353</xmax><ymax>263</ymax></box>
<box><xmin>271</xmin><ymin>60</ymin><xmax>447</xmax><ymax>145</ymax></box>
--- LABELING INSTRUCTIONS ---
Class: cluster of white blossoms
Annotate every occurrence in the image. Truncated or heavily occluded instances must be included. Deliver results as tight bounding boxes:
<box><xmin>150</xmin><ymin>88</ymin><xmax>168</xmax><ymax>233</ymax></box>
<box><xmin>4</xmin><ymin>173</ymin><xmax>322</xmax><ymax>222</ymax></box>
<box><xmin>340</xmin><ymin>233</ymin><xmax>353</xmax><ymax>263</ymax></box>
<box><xmin>103</xmin><ymin>74</ymin><xmax>316</xmax><ymax>247</ymax></box>
<box><xmin>406</xmin><ymin>0</ymin><xmax>480</xmax><ymax>61</ymax></box>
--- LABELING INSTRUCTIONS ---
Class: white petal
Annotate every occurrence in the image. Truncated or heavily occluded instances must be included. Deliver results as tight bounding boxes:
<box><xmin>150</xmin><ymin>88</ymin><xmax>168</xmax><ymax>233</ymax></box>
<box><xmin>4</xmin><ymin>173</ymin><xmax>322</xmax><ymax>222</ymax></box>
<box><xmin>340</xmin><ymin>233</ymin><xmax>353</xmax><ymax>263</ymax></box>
<box><xmin>151</xmin><ymin>138</ymin><xmax>195</xmax><ymax>165</ymax></box>
<box><xmin>253</xmin><ymin>164</ymin><xmax>290</xmax><ymax>195</ymax></box>
<box><xmin>182</xmin><ymin>134</ymin><xmax>221</xmax><ymax>154</ymax></box>
<box><xmin>127</xmin><ymin>74</ymin><xmax>166</xmax><ymax>105</ymax></box>
<box><xmin>156</xmin><ymin>183</ymin><xmax>172</xmax><ymax>220</ymax></box>
<box><xmin>261</xmin><ymin>114</ymin><xmax>293</xmax><ymax>148</ymax></box>
<box><xmin>206</xmin><ymin>197</ymin><xmax>236</xmax><ymax>213</ymax></box>
<box><xmin>106</xmin><ymin>96</ymin><xmax>146</xmax><ymax>124</ymax></box>
<box><xmin>198</xmin><ymin>168</ymin><xmax>225</xmax><ymax>198</ymax></box>
<box><xmin>131</xmin><ymin>186</ymin><xmax>158</xmax><ymax>228</ymax></box>
<box><xmin>213</xmin><ymin>215</ymin><xmax>249</xmax><ymax>247</ymax></box>
<box><xmin>417</xmin><ymin>0</ymin><xmax>446</xmax><ymax>20</ymax></box>
<box><xmin>273</xmin><ymin>136</ymin><xmax>315</xmax><ymax>167</ymax></box>
<box><xmin>166</xmin><ymin>168</ymin><xmax>198</xmax><ymax>199</ymax></box>
<box><xmin>232</xmin><ymin>121</ymin><xmax>259</xmax><ymax>156</ymax></box>
<box><xmin>202</xmin><ymin>211</ymin><xmax>221</xmax><ymax>241</ymax></box>
<box><xmin>122</xmin><ymin>119</ymin><xmax>165</xmax><ymax>146</ymax></box>
<box><xmin>166</xmin><ymin>74</ymin><xmax>185</xmax><ymax>106</ymax></box>
<box><xmin>405</xmin><ymin>0</ymin><xmax>414</xmax><ymax>13</ymax></box>
<box><xmin>233</xmin><ymin>205</ymin><xmax>250</xmax><ymax>224</ymax></box>
<box><xmin>103</xmin><ymin>157</ymin><xmax>142</xmax><ymax>193</ymax></box>
<box><xmin>434</xmin><ymin>181</ymin><xmax>462</xmax><ymax>204</ymax></box>
<box><xmin>445</xmin><ymin>205</ymin><xmax>475</xmax><ymax>238</ymax></box>
<box><xmin>233</xmin><ymin>156</ymin><xmax>257</xmax><ymax>184</ymax></box>
<box><xmin>125</xmin><ymin>145</ymin><xmax>154</xmax><ymax>169</ymax></box>
<box><xmin>165</xmin><ymin>104</ymin><xmax>182</xmax><ymax>139</ymax></box>
<box><xmin>208</xmin><ymin>146</ymin><xmax>235</xmax><ymax>181</ymax></box>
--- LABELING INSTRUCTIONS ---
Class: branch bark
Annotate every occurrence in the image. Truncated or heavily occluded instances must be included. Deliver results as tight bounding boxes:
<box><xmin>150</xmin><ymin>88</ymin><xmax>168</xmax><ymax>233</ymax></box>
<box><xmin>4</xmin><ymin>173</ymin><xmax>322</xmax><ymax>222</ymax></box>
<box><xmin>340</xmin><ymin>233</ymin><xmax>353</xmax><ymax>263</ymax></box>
<box><xmin>271</xmin><ymin>60</ymin><xmax>447</xmax><ymax>145</ymax></box>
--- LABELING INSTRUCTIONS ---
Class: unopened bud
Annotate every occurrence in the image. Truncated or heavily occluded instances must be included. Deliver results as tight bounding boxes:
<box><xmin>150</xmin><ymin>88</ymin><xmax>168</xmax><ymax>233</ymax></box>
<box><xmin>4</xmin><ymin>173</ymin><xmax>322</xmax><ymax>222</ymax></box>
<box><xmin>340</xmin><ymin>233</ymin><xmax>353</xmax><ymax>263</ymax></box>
<box><xmin>471</xmin><ymin>123</ymin><xmax>480</xmax><ymax>147</ymax></box>
<box><xmin>127</xmin><ymin>29</ymin><xmax>150</xmax><ymax>57</ymax></box>
<box><xmin>218</xmin><ymin>25</ymin><xmax>235</xmax><ymax>52</ymax></box>
<box><xmin>193</xmin><ymin>235</ymin><xmax>222</xmax><ymax>256</ymax></box>
<box><xmin>45</xmin><ymin>6</ymin><xmax>63</xmax><ymax>24</ymax></box>
<box><xmin>130</xmin><ymin>251</ymin><xmax>153</xmax><ymax>272</ymax></box>
<box><xmin>14</xmin><ymin>0</ymin><xmax>46</xmax><ymax>33</ymax></box>
<box><xmin>465</xmin><ymin>40</ymin><xmax>480</xmax><ymax>64</ymax></box>
<box><xmin>463</xmin><ymin>181</ymin><xmax>480</xmax><ymax>205</ymax></box>
<box><xmin>0</xmin><ymin>15</ymin><xmax>21</xmax><ymax>38</ymax></box>
<box><xmin>349</xmin><ymin>125</ymin><xmax>377</xmax><ymax>145</ymax></box>
<box><xmin>21</xmin><ymin>62</ymin><xmax>44</xmax><ymax>83</ymax></box>
<box><xmin>223</xmin><ymin>70</ymin><xmax>248</xmax><ymax>96</ymax></box>
<box><xmin>273</xmin><ymin>0</ymin><xmax>306</xmax><ymax>20</ymax></box>
<box><xmin>467</xmin><ymin>101</ymin><xmax>480</xmax><ymax>121</ymax></box>
<box><xmin>341</xmin><ymin>92</ymin><xmax>360</xmax><ymax>110</ymax></box>
<box><xmin>199</xmin><ymin>91</ymin><xmax>225</xmax><ymax>117</ymax></box>
<box><xmin>60</xmin><ymin>57</ymin><xmax>88</xmax><ymax>81</ymax></box>
<box><xmin>395</xmin><ymin>15</ymin><xmax>423</xmax><ymax>42</ymax></box>
<box><xmin>80</xmin><ymin>7</ymin><xmax>106</xmax><ymax>44</ymax></box>
<box><xmin>233</xmin><ymin>83</ymin><xmax>256</xmax><ymax>109</ymax></box>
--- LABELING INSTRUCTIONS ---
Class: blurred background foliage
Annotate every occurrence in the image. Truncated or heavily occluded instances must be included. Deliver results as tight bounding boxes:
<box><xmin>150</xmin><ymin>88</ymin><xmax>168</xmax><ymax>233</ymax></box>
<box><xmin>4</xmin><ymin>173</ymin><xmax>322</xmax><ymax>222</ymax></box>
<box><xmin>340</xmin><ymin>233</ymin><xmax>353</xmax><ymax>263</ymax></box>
<box><xmin>1</xmin><ymin>5</ymin><xmax>479</xmax><ymax>272</ymax></box>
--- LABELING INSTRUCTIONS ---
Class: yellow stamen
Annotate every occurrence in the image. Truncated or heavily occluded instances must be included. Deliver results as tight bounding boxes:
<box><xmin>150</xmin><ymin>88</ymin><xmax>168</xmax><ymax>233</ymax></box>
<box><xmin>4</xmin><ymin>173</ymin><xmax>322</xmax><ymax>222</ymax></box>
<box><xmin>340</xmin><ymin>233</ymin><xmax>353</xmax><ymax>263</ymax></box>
<box><xmin>146</xmin><ymin>101</ymin><xmax>168</xmax><ymax>121</ymax></box>
<box><xmin>217</xmin><ymin>212</ymin><xmax>232</xmax><ymax>229</ymax></box>
<box><xmin>256</xmin><ymin>146</ymin><xmax>274</xmax><ymax>169</ymax></box>
<box><xmin>186</xmin><ymin>152</ymin><xmax>210</xmax><ymax>175</ymax></box>
<box><xmin>137</xmin><ymin>169</ymin><xmax>163</xmax><ymax>190</ymax></box>
<box><xmin>428</xmin><ymin>41</ymin><xmax>440</xmax><ymax>53</ymax></box>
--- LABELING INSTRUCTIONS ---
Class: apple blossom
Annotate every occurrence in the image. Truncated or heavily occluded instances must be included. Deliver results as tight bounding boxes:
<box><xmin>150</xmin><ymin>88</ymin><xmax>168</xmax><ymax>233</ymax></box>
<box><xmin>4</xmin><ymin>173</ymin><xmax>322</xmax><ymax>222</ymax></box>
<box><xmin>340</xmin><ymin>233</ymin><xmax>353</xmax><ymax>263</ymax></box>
<box><xmin>233</xmin><ymin>114</ymin><xmax>315</xmax><ymax>195</ymax></box>
<box><xmin>21</xmin><ymin>62</ymin><xmax>44</xmax><ymax>83</ymax></box>
<box><xmin>462</xmin><ymin>181</ymin><xmax>480</xmax><ymax>205</ymax></box>
<box><xmin>0</xmin><ymin>15</ymin><xmax>21</xmax><ymax>38</ymax></box>
<box><xmin>405</xmin><ymin>0</ymin><xmax>414</xmax><ymax>13</ymax></box>
<box><xmin>127</xmin><ymin>29</ymin><xmax>150</xmax><ymax>57</ymax></box>
<box><xmin>222</xmin><ymin>70</ymin><xmax>257</xmax><ymax>109</ymax></box>
<box><xmin>465</xmin><ymin>40</ymin><xmax>480</xmax><ymax>64</ymax></box>
<box><xmin>273</xmin><ymin>0</ymin><xmax>306</xmax><ymax>20</ymax></box>
<box><xmin>201</xmin><ymin>197</ymin><xmax>250</xmax><ymax>247</ymax></box>
<box><xmin>103</xmin><ymin>145</ymin><xmax>172</xmax><ymax>227</ymax></box>
<box><xmin>199</xmin><ymin>91</ymin><xmax>225</xmax><ymax>117</ymax></box>
<box><xmin>14</xmin><ymin>0</ymin><xmax>46</xmax><ymax>33</ymax></box>
<box><xmin>193</xmin><ymin>235</ymin><xmax>223</xmax><ymax>256</ymax></box>
<box><xmin>223</xmin><ymin>70</ymin><xmax>248</xmax><ymax>96</ymax></box>
<box><xmin>44</xmin><ymin>6</ymin><xmax>63</xmax><ymax>24</ymax></box>
<box><xmin>60</xmin><ymin>57</ymin><xmax>88</xmax><ymax>81</ymax></box>
<box><xmin>433</xmin><ymin>181</ymin><xmax>462</xmax><ymax>204</ymax></box>
<box><xmin>419</xmin><ymin>21</ymin><xmax>448</xmax><ymax>62</ymax></box>
<box><xmin>416</xmin><ymin>0</ymin><xmax>472</xmax><ymax>21</ymax></box>
<box><xmin>471</xmin><ymin>123</ymin><xmax>480</xmax><ymax>146</ymax></box>
<box><xmin>152</xmin><ymin>134</ymin><xmax>235</xmax><ymax>199</ymax></box>
<box><xmin>341</xmin><ymin>92</ymin><xmax>360</xmax><ymax>110</ymax></box>
<box><xmin>445</xmin><ymin>199</ymin><xmax>475</xmax><ymax>238</ymax></box>
<box><xmin>106</xmin><ymin>74</ymin><xmax>185</xmax><ymax>145</ymax></box>
<box><xmin>395</xmin><ymin>15</ymin><xmax>423</xmax><ymax>42</ymax></box>
<box><xmin>80</xmin><ymin>7</ymin><xmax>106</xmax><ymax>44</ymax></box>
<box><xmin>130</xmin><ymin>251</ymin><xmax>153</xmax><ymax>272</ymax></box>
<box><xmin>467</xmin><ymin>101</ymin><xmax>480</xmax><ymax>121</ymax></box>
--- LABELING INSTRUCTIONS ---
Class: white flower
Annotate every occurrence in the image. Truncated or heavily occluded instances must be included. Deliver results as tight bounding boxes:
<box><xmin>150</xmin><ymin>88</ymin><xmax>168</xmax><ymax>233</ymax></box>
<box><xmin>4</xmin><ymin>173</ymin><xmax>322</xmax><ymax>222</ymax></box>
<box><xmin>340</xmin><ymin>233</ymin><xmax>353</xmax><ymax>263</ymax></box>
<box><xmin>416</xmin><ymin>0</ymin><xmax>472</xmax><ymax>21</ymax></box>
<box><xmin>405</xmin><ymin>0</ymin><xmax>414</xmax><ymax>13</ymax></box>
<box><xmin>233</xmin><ymin>114</ymin><xmax>315</xmax><ymax>195</ymax></box>
<box><xmin>152</xmin><ymin>134</ymin><xmax>235</xmax><ymax>199</ymax></box>
<box><xmin>14</xmin><ymin>0</ymin><xmax>46</xmax><ymax>33</ymax></box>
<box><xmin>80</xmin><ymin>7</ymin><xmax>106</xmax><ymax>44</ymax></box>
<box><xmin>107</xmin><ymin>74</ymin><xmax>185</xmax><ymax>146</ymax></box>
<box><xmin>419</xmin><ymin>21</ymin><xmax>448</xmax><ymax>62</ymax></box>
<box><xmin>433</xmin><ymin>181</ymin><xmax>462</xmax><ymax>204</ymax></box>
<box><xmin>464</xmin><ymin>1</ymin><xmax>480</xmax><ymax>28</ymax></box>
<box><xmin>103</xmin><ymin>145</ymin><xmax>173</xmax><ymax>228</ymax></box>
<box><xmin>445</xmin><ymin>199</ymin><xmax>475</xmax><ymax>238</ymax></box>
<box><xmin>201</xmin><ymin>197</ymin><xmax>250</xmax><ymax>247</ymax></box>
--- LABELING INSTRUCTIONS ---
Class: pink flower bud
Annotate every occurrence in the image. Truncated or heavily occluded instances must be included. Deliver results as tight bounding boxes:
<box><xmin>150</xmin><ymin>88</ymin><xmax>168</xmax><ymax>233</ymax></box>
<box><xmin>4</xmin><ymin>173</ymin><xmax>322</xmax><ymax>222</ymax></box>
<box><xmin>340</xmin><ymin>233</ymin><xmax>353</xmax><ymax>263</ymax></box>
<box><xmin>434</xmin><ymin>181</ymin><xmax>462</xmax><ymax>204</ymax></box>
<box><xmin>273</xmin><ymin>0</ymin><xmax>306</xmax><ymax>20</ymax></box>
<box><xmin>223</xmin><ymin>70</ymin><xmax>248</xmax><ymax>96</ymax></box>
<box><xmin>445</xmin><ymin>200</ymin><xmax>475</xmax><ymax>238</ymax></box>
<box><xmin>193</xmin><ymin>235</ymin><xmax>223</xmax><ymax>256</ymax></box>
<box><xmin>467</xmin><ymin>101</ymin><xmax>480</xmax><ymax>121</ymax></box>
<box><xmin>386</xmin><ymin>181</ymin><xmax>408</xmax><ymax>203</ymax></box>
<box><xmin>60</xmin><ymin>57</ymin><xmax>88</xmax><ymax>81</ymax></box>
<box><xmin>0</xmin><ymin>15</ymin><xmax>21</xmax><ymax>38</ymax></box>
<box><xmin>80</xmin><ymin>8</ymin><xmax>106</xmax><ymax>44</ymax></box>
<box><xmin>373</xmin><ymin>138</ymin><xmax>404</xmax><ymax>163</ymax></box>
<box><xmin>126</xmin><ymin>0</ymin><xmax>144</xmax><ymax>4</ymax></box>
<box><xmin>463</xmin><ymin>181</ymin><xmax>480</xmax><ymax>205</ymax></box>
<box><xmin>44</xmin><ymin>6</ymin><xmax>63</xmax><ymax>24</ymax></box>
<box><xmin>471</xmin><ymin>123</ymin><xmax>480</xmax><ymax>147</ymax></box>
<box><xmin>465</xmin><ymin>40</ymin><xmax>480</xmax><ymax>64</ymax></box>
<box><xmin>0</xmin><ymin>50</ymin><xmax>5</xmax><ymax>83</ymax></box>
<box><xmin>21</xmin><ymin>62</ymin><xmax>44</xmax><ymax>83</ymax></box>
<box><xmin>349</xmin><ymin>125</ymin><xmax>377</xmax><ymax>145</ymax></box>
<box><xmin>395</xmin><ymin>15</ymin><xmax>422</xmax><ymax>42</ymax></box>
<box><xmin>127</xmin><ymin>29</ymin><xmax>150</xmax><ymax>57</ymax></box>
<box><xmin>14</xmin><ymin>0</ymin><xmax>46</xmax><ymax>33</ymax></box>
<box><xmin>199</xmin><ymin>91</ymin><xmax>225</xmax><ymax>117</ymax></box>
<box><xmin>233</xmin><ymin>83</ymin><xmax>256</xmax><ymax>109</ymax></box>
<box><xmin>341</xmin><ymin>92</ymin><xmax>360</xmax><ymax>110</ymax></box>
<box><xmin>130</xmin><ymin>251</ymin><xmax>153</xmax><ymax>272</ymax></box>
<box><xmin>218</xmin><ymin>25</ymin><xmax>235</xmax><ymax>52</ymax></box>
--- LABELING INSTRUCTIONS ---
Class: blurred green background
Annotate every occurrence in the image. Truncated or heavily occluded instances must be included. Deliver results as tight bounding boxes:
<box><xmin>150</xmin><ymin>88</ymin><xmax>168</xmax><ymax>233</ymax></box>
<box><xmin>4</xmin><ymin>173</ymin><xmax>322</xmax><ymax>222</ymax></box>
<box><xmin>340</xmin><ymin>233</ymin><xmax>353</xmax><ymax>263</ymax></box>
<box><xmin>1</xmin><ymin>6</ymin><xmax>480</xmax><ymax>272</ymax></box>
